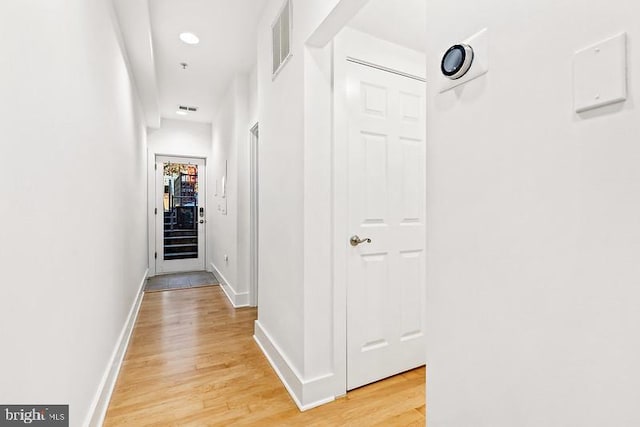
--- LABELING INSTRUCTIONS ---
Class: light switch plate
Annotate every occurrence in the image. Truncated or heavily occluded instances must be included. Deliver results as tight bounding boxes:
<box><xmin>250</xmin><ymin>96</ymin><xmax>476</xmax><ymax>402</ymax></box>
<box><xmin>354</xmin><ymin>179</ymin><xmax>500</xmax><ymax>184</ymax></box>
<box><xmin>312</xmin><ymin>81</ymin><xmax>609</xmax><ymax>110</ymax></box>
<box><xmin>573</xmin><ymin>33</ymin><xmax>627</xmax><ymax>113</ymax></box>
<box><xmin>439</xmin><ymin>28</ymin><xmax>489</xmax><ymax>93</ymax></box>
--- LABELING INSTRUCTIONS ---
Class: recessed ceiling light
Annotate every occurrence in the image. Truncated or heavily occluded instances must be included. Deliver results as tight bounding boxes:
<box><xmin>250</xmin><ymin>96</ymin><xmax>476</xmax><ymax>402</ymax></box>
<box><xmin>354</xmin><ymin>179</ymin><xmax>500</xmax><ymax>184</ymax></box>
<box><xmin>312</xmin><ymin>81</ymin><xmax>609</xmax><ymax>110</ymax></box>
<box><xmin>179</xmin><ymin>32</ymin><xmax>200</xmax><ymax>45</ymax></box>
<box><xmin>176</xmin><ymin>110</ymin><xmax>188</xmax><ymax>116</ymax></box>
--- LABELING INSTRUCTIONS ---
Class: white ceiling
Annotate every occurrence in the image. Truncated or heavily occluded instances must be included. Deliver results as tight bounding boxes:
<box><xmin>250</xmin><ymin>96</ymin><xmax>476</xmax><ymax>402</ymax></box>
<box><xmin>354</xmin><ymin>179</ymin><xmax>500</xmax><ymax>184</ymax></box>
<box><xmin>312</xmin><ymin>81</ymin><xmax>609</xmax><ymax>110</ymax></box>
<box><xmin>149</xmin><ymin>0</ymin><xmax>268</xmax><ymax>124</ymax></box>
<box><xmin>348</xmin><ymin>0</ymin><xmax>426</xmax><ymax>52</ymax></box>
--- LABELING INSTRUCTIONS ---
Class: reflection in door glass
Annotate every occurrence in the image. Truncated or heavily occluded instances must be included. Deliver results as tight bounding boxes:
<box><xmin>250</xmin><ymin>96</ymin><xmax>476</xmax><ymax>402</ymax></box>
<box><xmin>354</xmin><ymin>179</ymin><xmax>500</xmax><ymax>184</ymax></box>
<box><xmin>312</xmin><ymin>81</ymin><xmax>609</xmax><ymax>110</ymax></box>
<box><xmin>163</xmin><ymin>162</ymin><xmax>198</xmax><ymax>260</ymax></box>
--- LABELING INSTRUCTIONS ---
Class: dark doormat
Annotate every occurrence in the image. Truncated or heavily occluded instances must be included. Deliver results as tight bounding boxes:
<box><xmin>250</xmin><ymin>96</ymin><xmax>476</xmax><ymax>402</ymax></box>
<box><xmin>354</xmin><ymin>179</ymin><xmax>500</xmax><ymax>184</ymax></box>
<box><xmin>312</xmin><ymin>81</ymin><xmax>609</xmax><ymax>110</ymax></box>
<box><xmin>145</xmin><ymin>271</ymin><xmax>219</xmax><ymax>292</ymax></box>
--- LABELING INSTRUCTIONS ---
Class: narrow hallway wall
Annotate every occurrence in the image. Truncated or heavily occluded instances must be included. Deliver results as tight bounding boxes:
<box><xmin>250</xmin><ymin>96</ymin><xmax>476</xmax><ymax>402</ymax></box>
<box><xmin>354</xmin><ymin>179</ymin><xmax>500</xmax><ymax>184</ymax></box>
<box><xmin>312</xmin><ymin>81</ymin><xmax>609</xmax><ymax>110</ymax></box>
<box><xmin>210</xmin><ymin>73</ymin><xmax>253</xmax><ymax>306</ymax></box>
<box><xmin>0</xmin><ymin>0</ymin><xmax>149</xmax><ymax>424</ymax></box>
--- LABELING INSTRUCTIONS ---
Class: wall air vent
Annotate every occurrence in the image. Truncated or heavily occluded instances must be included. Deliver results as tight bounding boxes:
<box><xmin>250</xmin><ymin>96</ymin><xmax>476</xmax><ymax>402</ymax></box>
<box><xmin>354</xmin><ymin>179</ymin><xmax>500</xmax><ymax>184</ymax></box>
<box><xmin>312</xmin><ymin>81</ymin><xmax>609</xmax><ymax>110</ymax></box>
<box><xmin>272</xmin><ymin>0</ymin><xmax>292</xmax><ymax>78</ymax></box>
<box><xmin>178</xmin><ymin>105</ymin><xmax>198</xmax><ymax>112</ymax></box>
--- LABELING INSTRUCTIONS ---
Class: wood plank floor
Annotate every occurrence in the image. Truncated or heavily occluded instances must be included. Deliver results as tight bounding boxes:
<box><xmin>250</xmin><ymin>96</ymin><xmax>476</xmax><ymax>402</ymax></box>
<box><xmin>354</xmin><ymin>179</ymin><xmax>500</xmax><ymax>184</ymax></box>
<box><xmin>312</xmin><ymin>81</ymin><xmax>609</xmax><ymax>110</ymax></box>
<box><xmin>104</xmin><ymin>286</ymin><xmax>425</xmax><ymax>426</ymax></box>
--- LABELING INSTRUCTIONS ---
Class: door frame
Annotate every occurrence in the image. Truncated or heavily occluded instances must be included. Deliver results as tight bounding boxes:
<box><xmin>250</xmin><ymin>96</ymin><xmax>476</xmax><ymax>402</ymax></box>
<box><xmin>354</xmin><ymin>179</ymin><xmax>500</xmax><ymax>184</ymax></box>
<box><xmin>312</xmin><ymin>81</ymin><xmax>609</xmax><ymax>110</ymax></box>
<box><xmin>332</xmin><ymin>27</ymin><xmax>427</xmax><ymax>392</ymax></box>
<box><xmin>148</xmin><ymin>153</ymin><xmax>207</xmax><ymax>276</ymax></box>
<box><xmin>249</xmin><ymin>123</ymin><xmax>260</xmax><ymax>307</ymax></box>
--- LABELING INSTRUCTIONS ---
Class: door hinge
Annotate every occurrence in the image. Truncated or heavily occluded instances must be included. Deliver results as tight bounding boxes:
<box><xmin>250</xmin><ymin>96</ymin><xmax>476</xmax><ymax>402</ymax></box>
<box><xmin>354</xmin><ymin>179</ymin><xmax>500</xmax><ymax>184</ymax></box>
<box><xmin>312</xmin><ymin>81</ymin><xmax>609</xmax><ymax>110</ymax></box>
<box><xmin>154</xmin><ymin>252</ymin><xmax>157</xmax><ymax>259</ymax></box>
<box><xmin>155</xmin><ymin>208</ymin><xmax>157</xmax><ymax>215</ymax></box>
<box><xmin>155</xmin><ymin>163</ymin><xmax>157</xmax><ymax>171</ymax></box>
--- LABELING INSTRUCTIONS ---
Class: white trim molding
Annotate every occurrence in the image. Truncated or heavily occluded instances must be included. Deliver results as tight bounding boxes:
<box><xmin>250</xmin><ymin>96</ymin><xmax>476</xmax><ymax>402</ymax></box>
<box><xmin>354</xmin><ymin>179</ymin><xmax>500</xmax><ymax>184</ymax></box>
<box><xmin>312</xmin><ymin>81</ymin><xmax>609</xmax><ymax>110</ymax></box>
<box><xmin>211</xmin><ymin>262</ymin><xmax>249</xmax><ymax>308</ymax></box>
<box><xmin>84</xmin><ymin>268</ymin><xmax>148</xmax><ymax>427</ymax></box>
<box><xmin>249</xmin><ymin>123</ymin><xmax>260</xmax><ymax>308</ymax></box>
<box><xmin>253</xmin><ymin>321</ymin><xmax>335</xmax><ymax>411</ymax></box>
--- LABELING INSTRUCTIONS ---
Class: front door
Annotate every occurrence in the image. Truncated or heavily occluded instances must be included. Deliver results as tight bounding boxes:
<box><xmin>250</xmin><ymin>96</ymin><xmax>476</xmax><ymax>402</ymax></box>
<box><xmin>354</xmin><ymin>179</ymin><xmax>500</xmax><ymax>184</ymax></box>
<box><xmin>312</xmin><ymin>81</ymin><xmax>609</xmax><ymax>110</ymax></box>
<box><xmin>155</xmin><ymin>156</ymin><xmax>206</xmax><ymax>274</ymax></box>
<box><xmin>346</xmin><ymin>61</ymin><xmax>427</xmax><ymax>390</ymax></box>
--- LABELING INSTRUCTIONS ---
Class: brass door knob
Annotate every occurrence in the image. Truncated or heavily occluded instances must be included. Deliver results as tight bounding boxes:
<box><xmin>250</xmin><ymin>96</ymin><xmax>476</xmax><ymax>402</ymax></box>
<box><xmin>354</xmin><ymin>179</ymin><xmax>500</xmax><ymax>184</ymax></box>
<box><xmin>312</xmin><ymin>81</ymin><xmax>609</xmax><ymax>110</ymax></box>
<box><xmin>350</xmin><ymin>235</ymin><xmax>371</xmax><ymax>247</ymax></box>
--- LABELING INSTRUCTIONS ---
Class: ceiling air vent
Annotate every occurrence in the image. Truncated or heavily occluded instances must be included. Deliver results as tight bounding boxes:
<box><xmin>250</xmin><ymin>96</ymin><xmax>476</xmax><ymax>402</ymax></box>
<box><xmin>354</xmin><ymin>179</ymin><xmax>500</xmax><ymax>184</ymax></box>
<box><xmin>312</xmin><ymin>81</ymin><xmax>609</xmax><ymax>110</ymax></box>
<box><xmin>178</xmin><ymin>105</ymin><xmax>198</xmax><ymax>112</ymax></box>
<box><xmin>272</xmin><ymin>0</ymin><xmax>292</xmax><ymax>77</ymax></box>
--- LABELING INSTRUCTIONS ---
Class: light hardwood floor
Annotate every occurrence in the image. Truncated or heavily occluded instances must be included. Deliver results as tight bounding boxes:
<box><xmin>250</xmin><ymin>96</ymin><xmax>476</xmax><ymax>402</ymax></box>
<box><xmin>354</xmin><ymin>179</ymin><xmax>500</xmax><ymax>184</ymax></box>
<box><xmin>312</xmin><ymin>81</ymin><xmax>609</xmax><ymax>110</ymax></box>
<box><xmin>104</xmin><ymin>286</ymin><xmax>425</xmax><ymax>426</ymax></box>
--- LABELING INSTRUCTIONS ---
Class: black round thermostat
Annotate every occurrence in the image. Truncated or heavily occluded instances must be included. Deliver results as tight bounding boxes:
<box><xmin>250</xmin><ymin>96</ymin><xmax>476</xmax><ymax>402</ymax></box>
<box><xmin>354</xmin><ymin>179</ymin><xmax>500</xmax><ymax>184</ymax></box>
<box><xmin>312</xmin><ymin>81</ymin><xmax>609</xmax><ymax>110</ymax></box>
<box><xmin>441</xmin><ymin>44</ymin><xmax>474</xmax><ymax>80</ymax></box>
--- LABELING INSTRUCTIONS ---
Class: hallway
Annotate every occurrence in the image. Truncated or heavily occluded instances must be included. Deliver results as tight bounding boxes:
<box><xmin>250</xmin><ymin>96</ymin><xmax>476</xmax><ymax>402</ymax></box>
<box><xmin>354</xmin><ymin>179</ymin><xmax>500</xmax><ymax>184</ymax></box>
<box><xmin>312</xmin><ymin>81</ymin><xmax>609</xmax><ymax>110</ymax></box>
<box><xmin>5</xmin><ymin>0</ymin><xmax>640</xmax><ymax>425</ymax></box>
<box><xmin>104</xmin><ymin>286</ymin><xmax>425</xmax><ymax>426</ymax></box>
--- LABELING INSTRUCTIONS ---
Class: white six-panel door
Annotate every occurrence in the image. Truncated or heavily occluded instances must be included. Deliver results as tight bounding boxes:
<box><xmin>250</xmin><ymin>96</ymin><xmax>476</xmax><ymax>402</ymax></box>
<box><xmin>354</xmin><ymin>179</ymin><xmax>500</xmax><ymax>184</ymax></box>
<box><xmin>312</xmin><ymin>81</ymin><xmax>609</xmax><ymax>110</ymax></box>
<box><xmin>346</xmin><ymin>61</ymin><xmax>426</xmax><ymax>390</ymax></box>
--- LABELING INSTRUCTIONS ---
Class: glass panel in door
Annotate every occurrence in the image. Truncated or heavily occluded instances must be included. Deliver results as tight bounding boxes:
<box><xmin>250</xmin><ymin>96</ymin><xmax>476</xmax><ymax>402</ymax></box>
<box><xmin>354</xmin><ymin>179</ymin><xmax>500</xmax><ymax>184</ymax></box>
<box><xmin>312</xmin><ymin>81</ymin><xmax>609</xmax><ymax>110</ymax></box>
<box><xmin>163</xmin><ymin>162</ymin><xmax>199</xmax><ymax>260</ymax></box>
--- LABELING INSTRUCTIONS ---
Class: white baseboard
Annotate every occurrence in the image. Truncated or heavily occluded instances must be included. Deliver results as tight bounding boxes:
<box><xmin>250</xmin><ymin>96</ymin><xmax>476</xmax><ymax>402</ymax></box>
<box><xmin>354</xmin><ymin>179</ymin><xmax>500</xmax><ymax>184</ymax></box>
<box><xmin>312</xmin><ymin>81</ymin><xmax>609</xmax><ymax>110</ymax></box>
<box><xmin>211</xmin><ymin>262</ymin><xmax>249</xmax><ymax>307</ymax></box>
<box><xmin>84</xmin><ymin>268</ymin><xmax>148</xmax><ymax>427</ymax></box>
<box><xmin>253</xmin><ymin>320</ymin><xmax>335</xmax><ymax>411</ymax></box>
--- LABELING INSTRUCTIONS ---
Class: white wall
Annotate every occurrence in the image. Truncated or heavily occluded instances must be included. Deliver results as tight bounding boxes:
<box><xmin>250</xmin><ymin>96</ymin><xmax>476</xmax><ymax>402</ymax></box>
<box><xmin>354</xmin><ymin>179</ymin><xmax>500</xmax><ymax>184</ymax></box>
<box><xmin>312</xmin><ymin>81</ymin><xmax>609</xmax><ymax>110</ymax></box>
<box><xmin>255</xmin><ymin>0</ymin><xmax>346</xmax><ymax>393</ymax></box>
<box><xmin>210</xmin><ymin>74</ymin><xmax>252</xmax><ymax>306</ymax></box>
<box><xmin>255</xmin><ymin>0</ymin><xmax>426</xmax><ymax>409</ymax></box>
<box><xmin>148</xmin><ymin>118</ymin><xmax>212</xmax><ymax>157</ymax></box>
<box><xmin>147</xmin><ymin>118</ymin><xmax>212</xmax><ymax>276</ymax></box>
<box><xmin>235</xmin><ymin>75</ymin><xmax>251</xmax><ymax>307</ymax></box>
<box><xmin>112</xmin><ymin>0</ymin><xmax>161</xmax><ymax>128</ymax></box>
<box><xmin>248</xmin><ymin>65</ymin><xmax>259</xmax><ymax>128</ymax></box>
<box><xmin>425</xmin><ymin>1</ymin><xmax>640</xmax><ymax>426</ymax></box>
<box><xmin>0</xmin><ymin>0</ymin><xmax>148</xmax><ymax>425</ymax></box>
<box><xmin>347</xmin><ymin>0</ymin><xmax>426</xmax><ymax>52</ymax></box>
